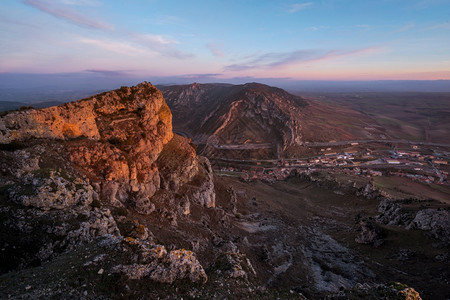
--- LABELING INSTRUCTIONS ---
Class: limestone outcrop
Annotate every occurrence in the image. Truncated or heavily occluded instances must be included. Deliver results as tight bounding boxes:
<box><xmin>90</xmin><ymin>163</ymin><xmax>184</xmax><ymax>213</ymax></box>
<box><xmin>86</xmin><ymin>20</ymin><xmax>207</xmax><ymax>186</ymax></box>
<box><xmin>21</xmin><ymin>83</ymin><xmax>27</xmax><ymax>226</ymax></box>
<box><xmin>113</xmin><ymin>242</ymin><xmax>207</xmax><ymax>284</ymax></box>
<box><xmin>377</xmin><ymin>199</ymin><xmax>449</xmax><ymax>248</ymax></box>
<box><xmin>0</xmin><ymin>82</ymin><xmax>215</xmax><ymax>216</ymax></box>
<box><xmin>354</xmin><ymin>215</ymin><xmax>384</xmax><ymax>247</ymax></box>
<box><xmin>0</xmin><ymin>82</ymin><xmax>215</xmax><ymax>281</ymax></box>
<box><xmin>376</xmin><ymin>198</ymin><xmax>414</xmax><ymax>226</ymax></box>
<box><xmin>407</xmin><ymin>208</ymin><xmax>450</xmax><ymax>247</ymax></box>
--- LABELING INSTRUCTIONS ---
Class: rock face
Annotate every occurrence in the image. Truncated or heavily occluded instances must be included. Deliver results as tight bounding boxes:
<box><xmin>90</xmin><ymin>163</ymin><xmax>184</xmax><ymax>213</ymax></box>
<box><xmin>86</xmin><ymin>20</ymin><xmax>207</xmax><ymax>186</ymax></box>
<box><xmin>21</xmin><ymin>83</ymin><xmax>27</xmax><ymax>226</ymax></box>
<box><xmin>355</xmin><ymin>215</ymin><xmax>384</xmax><ymax>247</ymax></box>
<box><xmin>213</xmin><ymin>250</ymin><xmax>256</xmax><ymax>280</ymax></box>
<box><xmin>113</xmin><ymin>242</ymin><xmax>207</xmax><ymax>284</ymax></box>
<box><xmin>376</xmin><ymin>199</ymin><xmax>414</xmax><ymax>226</ymax></box>
<box><xmin>0</xmin><ymin>83</ymin><xmax>172</xmax><ymax>145</ymax></box>
<box><xmin>407</xmin><ymin>209</ymin><xmax>450</xmax><ymax>248</ymax></box>
<box><xmin>0</xmin><ymin>145</ymin><xmax>120</xmax><ymax>270</ymax></box>
<box><xmin>8</xmin><ymin>169</ymin><xmax>93</xmax><ymax>210</ymax></box>
<box><xmin>0</xmin><ymin>82</ymin><xmax>215</xmax><ymax>279</ymax></box>
<box><xmin>0</xmin><ymin>82</ymin><xmax>215</xmax><ymax>215</ymax></box>
<box><xmin>377</xmin><ymin>199</ymin><xmax>449</xmax><ymax>248</ymax></box>
<box><xmin>356</xmin><ymin>182</ymin><xmax>381</xmax><ymax>199</ymax></box>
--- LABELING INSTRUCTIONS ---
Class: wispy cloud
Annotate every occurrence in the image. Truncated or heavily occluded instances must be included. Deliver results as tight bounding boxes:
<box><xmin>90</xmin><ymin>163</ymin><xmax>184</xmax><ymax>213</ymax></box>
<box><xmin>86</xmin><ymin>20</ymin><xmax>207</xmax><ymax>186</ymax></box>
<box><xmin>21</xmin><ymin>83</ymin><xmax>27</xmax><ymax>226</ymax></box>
<box><xmin>85</xmin><ymin>69</ymin><xmax>131</xmax><ymax>76</ymax></box>
<box><xmin>394</xmin><ymin>22</ymin><xmax>415</xmax><ymax>33</ymax></box>
<box><xmin>137</xmin><ymin>34</ymin><xmax>178</xmax><ymax>46</ymax></box>
<box><xmin>76</xmin><ymin>32</ymin><xmax>191</xmax><ymax>59</ymax></box>
<box><xmin>152</xmin><ymin>15</ymin><xmax>184</xmax><ymax>26</ymax></box>
<box><xmin>306</xmin><ymin>25</ymin><xmax>329</xmax><ymax>31</ymax></box>
<box><xmin>425</xmin><ymin>21</ymin><xmax>450</xmax><ymax>30</ymax></box>
<box><xmin>22</xmin><ymin>0</ymin><xmax>192</xmax><ymax>61</ymax></box>
<box><xmin>59</xmin><ymin>0</ymin><xmax>101</xmax><ymax>6</ymax></box>
<box><xmin>23</xmin><ymin>0</ymin><xmax>113</xmax><ymax>30</ymax></box>
<box><xmin>181</xmin><ymin>73</ymin><xmax>223</xmax><ymax>79</ymax></box>
<box><xmin>206</xmin><ymin>43</ymin><xmax>224</xmax><ymax>57</ymax></box>
<box><xmin>225</xmin><ymin>46</ymin><xmax>381</xmax><ymax>71</ymax></box>
<box><xmin>226</xmin><ymin>50</ymin><xmax>321</xmax><ymax>71</ymax></box>
<box><xmin>133</xmin><ymin>34</ymin><xmax>193</xmax><ymax>59</ymax></box>
<box><xmin>79</xmin><ymin>38</ymin><xmax>147</xmax><ymax>55</ymax></box>
<box><xmin>288</xmin><ymin>2</ymin><xmax>313</xmax><ymax>13</ymax></box>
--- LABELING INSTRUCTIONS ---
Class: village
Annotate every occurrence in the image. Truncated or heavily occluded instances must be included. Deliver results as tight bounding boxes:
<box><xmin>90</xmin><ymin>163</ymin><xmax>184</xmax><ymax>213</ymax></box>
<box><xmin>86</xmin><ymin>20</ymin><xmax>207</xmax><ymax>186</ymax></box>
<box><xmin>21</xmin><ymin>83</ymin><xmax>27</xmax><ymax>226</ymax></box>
<box><xmin>213</xmin><ymin>142</ymin><xmax>450</xmax><ymax>186</ymax></box>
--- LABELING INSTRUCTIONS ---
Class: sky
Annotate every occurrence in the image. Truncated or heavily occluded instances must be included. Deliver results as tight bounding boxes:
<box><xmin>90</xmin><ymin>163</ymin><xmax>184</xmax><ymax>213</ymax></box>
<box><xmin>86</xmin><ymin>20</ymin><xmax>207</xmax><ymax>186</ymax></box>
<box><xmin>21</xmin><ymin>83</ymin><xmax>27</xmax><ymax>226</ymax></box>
<box><xmin>1</xmin><ymin>0</ymin><xmax>450</xmax><ymax>81</ymax></box>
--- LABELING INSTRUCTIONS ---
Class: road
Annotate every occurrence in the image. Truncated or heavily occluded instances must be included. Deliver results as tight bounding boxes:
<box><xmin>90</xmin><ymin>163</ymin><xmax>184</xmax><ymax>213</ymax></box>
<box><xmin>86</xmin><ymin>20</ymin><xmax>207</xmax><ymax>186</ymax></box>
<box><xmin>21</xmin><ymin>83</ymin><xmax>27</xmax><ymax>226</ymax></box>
<box><xmin>303</xmin><ymin>139</ymin><xmax>450</xmax><ymax>148</ymax></box>
<box><xmin>205</xmin><ymin>138</ymin><xmax>450</xmax><ymax>151</ymax></box>
<box><xmin>173</xmin><ymin>130</ymin><xmax>192</xmax><ymax>139</ymax></box>
<box><xmin>211</xmin><ymin>143</ymin><xmax>273</xmax><ymax>150</ymax></box>
<box><xmin>429</xmin><ymin>161</ymin><xmax>445</xmax><ymax>183</ymax></box>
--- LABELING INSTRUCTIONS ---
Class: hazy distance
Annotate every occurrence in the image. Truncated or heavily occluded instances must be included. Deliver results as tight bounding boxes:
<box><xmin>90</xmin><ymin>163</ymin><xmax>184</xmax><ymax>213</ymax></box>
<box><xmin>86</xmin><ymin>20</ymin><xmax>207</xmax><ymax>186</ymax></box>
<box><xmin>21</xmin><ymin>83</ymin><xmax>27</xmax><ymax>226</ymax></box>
<box><xmin>1</xmin><ymin>72</ymin><xmax>449</xmax><ymax>105</ymax></box>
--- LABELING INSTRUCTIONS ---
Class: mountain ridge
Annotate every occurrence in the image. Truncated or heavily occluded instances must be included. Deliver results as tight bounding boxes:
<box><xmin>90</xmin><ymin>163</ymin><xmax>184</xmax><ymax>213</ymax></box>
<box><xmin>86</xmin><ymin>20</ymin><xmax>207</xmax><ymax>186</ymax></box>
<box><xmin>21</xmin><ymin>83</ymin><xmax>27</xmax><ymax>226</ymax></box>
<box><xmin>161</xmin><ymin>82</ymin><xmax>389</xmax><ymax>159</ymax></box>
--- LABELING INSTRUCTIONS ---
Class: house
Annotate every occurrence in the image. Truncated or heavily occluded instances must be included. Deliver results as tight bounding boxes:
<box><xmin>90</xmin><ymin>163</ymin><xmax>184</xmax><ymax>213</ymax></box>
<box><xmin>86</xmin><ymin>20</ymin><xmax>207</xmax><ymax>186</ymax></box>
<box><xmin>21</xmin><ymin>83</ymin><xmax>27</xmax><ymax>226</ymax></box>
<box><xmin>369</xmin><ymin>170</ymin><xmax>382</xmax><ymax>176</ymax></box>
<box><xmin>386</xmin><ymin>159</ymin><xmax>401</xmax><ymax>164</ymax></box>
<box><xmin>345</xmin><ymin>150</ymin><xmax>358</xmax><ymax>155</ymax></box>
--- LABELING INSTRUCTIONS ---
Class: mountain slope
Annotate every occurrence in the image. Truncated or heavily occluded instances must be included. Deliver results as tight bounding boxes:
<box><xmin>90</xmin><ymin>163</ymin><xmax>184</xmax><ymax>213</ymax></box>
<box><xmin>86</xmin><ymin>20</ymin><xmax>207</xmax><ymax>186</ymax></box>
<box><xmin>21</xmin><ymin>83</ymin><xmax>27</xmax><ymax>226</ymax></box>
<box><xmin>161</xmin><ymin>83</ymin><xmax>389</xmax><ymax>159</ymax></box>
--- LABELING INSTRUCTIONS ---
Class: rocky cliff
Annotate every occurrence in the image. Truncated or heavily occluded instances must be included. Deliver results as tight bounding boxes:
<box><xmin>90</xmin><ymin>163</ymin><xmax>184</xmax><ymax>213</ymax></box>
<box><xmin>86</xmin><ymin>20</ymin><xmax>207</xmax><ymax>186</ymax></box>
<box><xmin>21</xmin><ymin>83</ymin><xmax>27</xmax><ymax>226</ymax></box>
<box><xmin>0</xmin><ymin>82</ymin><xmax>214</xmax><ymax>214</ymax></box>
<box><xmin>0</xmin><ymin>82</ymin><xmax>216</xmax><ymax>292</ymax></box>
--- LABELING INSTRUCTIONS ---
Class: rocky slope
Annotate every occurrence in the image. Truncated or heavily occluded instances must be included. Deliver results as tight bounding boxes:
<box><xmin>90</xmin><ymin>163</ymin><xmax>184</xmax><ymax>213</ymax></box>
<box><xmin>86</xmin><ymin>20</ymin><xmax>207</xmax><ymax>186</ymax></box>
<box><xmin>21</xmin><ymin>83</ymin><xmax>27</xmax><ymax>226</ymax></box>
<box><xmin>160</xmin><ymin>83</ymin><xmax>389</xmax><ymax>159</ymax></box>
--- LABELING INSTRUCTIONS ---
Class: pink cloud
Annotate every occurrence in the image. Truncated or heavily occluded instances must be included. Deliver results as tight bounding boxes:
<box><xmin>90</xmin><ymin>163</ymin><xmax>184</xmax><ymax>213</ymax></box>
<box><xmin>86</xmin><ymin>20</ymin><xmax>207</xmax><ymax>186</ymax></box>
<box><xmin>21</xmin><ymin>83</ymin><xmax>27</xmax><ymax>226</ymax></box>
<box><xmin>225</xmin><ymin>46</ymin><xmax>383</xmax><ymax>71</ymax></box>
<box><xmin>206</xmin><ymin>43</ymin><xmax>224</xmax><ymax>57</ymax></box>
<box><xmin>23</xmin><ymin>0</ymin><xmax>113</xmax><ymax>30</ymax></box>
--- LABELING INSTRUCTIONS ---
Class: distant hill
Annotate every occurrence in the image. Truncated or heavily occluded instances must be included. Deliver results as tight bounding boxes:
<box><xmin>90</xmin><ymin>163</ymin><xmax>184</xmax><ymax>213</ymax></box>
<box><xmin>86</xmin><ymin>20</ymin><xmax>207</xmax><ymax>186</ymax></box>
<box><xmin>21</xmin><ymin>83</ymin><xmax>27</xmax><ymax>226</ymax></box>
<box><xmin>0</xmin><ymin>100</ymin><xmax>63</xmax><ymax>112</ymax></box>
<box><xmin>160</xmin><ymin>83</ymin><xmax>389</xmax><ymax>159</ymax></box>
<box><xmin>299</xmin><ymin>92</ymin><xmax>450</xmax><ymax>144</ymax></box>
<box><xmin>0</xmin><ymin>101</ymin><xmax>27</xmax><ymax>112</ymax></box>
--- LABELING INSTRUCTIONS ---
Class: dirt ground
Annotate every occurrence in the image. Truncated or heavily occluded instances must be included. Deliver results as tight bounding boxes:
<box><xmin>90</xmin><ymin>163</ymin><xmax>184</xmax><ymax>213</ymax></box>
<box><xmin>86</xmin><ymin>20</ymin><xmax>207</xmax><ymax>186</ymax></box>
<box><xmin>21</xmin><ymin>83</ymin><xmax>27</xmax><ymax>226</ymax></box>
<box><xmin>219</xmin><ymin>176</ymin><xmax>450</xmax><ymax>299</ymax></box>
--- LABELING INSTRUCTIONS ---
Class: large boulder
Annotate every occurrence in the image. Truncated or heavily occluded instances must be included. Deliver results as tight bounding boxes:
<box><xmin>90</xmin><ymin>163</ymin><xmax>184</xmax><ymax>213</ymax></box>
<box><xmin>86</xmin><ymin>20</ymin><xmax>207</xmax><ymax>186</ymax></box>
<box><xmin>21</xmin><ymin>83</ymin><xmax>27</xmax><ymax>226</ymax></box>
<box><xmin>376</xmin><ymin>199</ymin><xmax>414</xmax><ymax>227</ymax></box>
<box><xmin>113</xmin><ymin>242</ymin><xmax>207</xmax><ymax>284</ymax></box>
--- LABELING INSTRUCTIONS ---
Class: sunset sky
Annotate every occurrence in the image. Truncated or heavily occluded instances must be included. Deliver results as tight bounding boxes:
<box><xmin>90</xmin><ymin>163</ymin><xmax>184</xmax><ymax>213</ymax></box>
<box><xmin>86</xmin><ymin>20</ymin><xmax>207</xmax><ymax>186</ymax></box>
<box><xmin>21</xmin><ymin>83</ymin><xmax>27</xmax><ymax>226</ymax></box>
<box><xmin>1</xmin><ymin>0</ymin><xmax>450</xmax><ymax>81</ymax></box>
